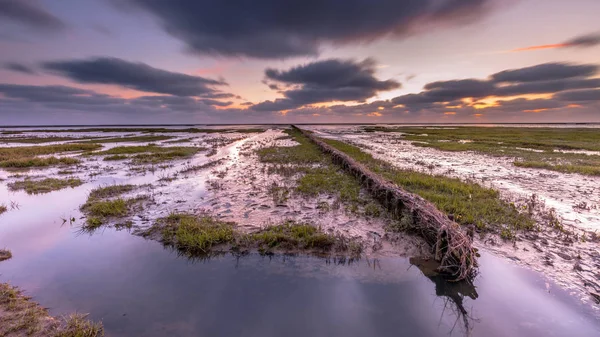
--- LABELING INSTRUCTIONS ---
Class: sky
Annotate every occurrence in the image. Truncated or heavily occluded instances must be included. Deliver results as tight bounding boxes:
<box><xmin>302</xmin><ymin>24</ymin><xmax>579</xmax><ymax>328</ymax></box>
<box><xmin>0</xmin><ymin>0</ymin><xmax>599</xmax><ymax>125</ymax></box>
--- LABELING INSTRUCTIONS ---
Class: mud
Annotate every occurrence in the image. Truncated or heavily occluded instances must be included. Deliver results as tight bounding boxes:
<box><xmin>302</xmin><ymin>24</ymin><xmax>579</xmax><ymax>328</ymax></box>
<box><xmin>303</xmin><ymin>125</ymin><xmax>600</xmax><ymax>309</ymax></box>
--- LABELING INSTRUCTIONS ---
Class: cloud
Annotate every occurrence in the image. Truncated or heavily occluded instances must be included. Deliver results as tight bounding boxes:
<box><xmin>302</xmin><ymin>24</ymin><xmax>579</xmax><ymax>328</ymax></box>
<box><xmin>0</xmin><ymin>0</ymin><xmax>65</xmax><ymax>31</ymax></box>
<box><xmin>511</xmin><ymin>32</ymin><xmax>600</xmax><ymax>52</ymax></box>
<box><xmin>254</xmin><ymin>58</ymin><xmax>399</xmax><ymax>111</ymax></box>
<box><xmin>390</xmin><ymin>62</ymin><xmax>600</xmax><ymax>113</ymax></box>
<box><xmin>42</xmin><ymin>57</ymin><xmax>229</xmax><ymax>97</ymax></box>
<box><xmin>491</xmin><ymin>63</ymin><xmax>598</xmax><ymax>83</ymax></box>
<box><xmin>123</xmin><ymin>0</ymin><xmax>495</xmax><ymax>59</ymax></box>
<box><xmin>554</xmin><ymin>89</ymin><xmax>600</xmax><ymax>102</ymax></box>
<box><xmin>2</xmin><ymin>62</ymin><xmax>36</xmax><ymax>74</ymax></box>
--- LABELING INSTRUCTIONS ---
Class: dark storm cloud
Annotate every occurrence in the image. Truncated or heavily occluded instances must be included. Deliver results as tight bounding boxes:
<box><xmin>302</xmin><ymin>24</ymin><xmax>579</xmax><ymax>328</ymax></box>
<box><xmin>491</xmin><ymin>63</ymin><xmax>598</xmax><ymax>83</ymax></box>
<box><xmin>391</xmin><ymin>62</ymin><xmax>600</xmax><ymax>108</ymax></box>
<box><xmin>42</xmin><ymin>57</ymin><xmax>229</xmax><ymax>97</ymax></box>
<box><xmin>494</xmin><ymin>78</ymin><xmax>600</xmax><ymax>96</ymax></box>
<box><xmin>255</xmin><ymin>58</ymin><xmax>399</xmax><ymax>111</ymax></box>
<box><xmin>123</xmin><ymin>0</ymin><xmax>494</xmax><ymax>59</ymax></box>
<box><xmin>555</xmin><ymin>89</ymin><xmax>600</xmax><ymax>102</ymax></box>
<box><xmin>0</xmin><ymin>0</ymin><xmax>65</xmax><ymax>31</ymax></box>
<box><xmin>2</xmin><ymin>62</ymin><xmax>36</xmax><ymax>74</ymax></box>
<box><xmin>0</xmin><ymin>84</ymin><xmax>121</xmax><ymax>105</ymax></box>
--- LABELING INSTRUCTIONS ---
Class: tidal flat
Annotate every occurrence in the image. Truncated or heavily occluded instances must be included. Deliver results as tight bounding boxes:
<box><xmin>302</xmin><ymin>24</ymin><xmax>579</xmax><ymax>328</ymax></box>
<box><xmin>1</xmin><ymin>124</ymin><xmax>599</xmax><ymax>336</ymax></box>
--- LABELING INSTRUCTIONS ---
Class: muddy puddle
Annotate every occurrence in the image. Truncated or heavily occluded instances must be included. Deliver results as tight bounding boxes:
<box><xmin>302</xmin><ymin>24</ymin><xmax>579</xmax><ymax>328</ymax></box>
<box><xmin>1</xmin><ymin>125</ymin><xmax>600</xmax><ymax>336</ymax></box>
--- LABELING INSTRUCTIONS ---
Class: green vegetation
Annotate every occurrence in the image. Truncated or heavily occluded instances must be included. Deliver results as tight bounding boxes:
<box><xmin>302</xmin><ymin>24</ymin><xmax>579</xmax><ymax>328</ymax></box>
<box><xmin>0</xmin><ymin>249</ymin><xmax>11</xmax><ymax>261</ymax></box>
<box><xmin>296</xmin><ymin>167</ymin><xmax>361</xmax><ymax>203</ymax></box>
<box><xmin>367</xmin><ymin>126</ymin><xmax>600</xmax><ymax>176</ymax></box>
<box><xmin>29</xmin><ymin>127</ymin><xmax>264</xmax><ymax>134</ymax></box>
<box><xmin>0</xmin><ymin>136</ymin><xmax>93</xmax><ymax>144</ymax></box>
<box><xmin>80</xmin><ymin>135</ymin><xmax>173</xmax><ymax>143</ymax></box>
<box><xmin>0</xmin><ymin>143</ymin><xmax>99</xmax><ymax>168</ymax></box>
<box><xmin>257</xmin><ymin>129</ymin><xmax>377</xmax><ymax>214</ymax></box>
<box><xmin>88</xmin><ymin>184</ymin><xmax>136</xmax><ymax>199</ymax></box>
<box><xmin>80</xmin><ymin>184</ymin><xmax>144</xmax><ymax>229</ymax></box>
<box><xmin>90</xmin><ymin>145</ymin><xmax>202</xmax><ymax>164</ymax></box>
<box><xmin>256</xmin><ymin>129</ymin><xmax>324</xmax><ymax>164</ymax></box>
<box><xmin>103</xmin><ymin>154</ymin><xmax>129</xmax><ymax>161</ymax></box>
<box><xmin>0</xmin><ymin>283</ymin><xmax>104</xmax><ymax>337</ymax></box>
<box><xmin>8</xmin><ymin>177</ymin><xmax>83</xmax><ymax>194</ymax></box>
<box><xmin>154</xmin><ymin>213</ymin><xmax>361</xmax><ymax>257</ymax></box>
<box><xmin>322</xmin><ymin>138</ymin><xmax>534</xmax><ymax>238</ymax></box>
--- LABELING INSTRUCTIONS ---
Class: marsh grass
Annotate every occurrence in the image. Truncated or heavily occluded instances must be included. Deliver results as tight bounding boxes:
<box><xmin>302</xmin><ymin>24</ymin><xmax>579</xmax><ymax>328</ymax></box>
<box><xmin>0</xmin><ymin>283</ymin><xmax>104</xmax><ymax>337</ymax></box>
<box><xmin>0</xmin><ymin>204</ymin><xmax>7</xmax><ymax>215</ymax></box>
<box><xmin>296</xmin><ymin>166</ymin><xmax>361</xmax><ymax>203</ymax></box>
<box><xmin>256</xmin><ymin>129</ymin><xmax>325</xmax><ymax>164</ymax></box>
<box><xmin>80</xmin><ymin>135</ymin><xmax>172</xmax><ymax>143</ymax></box>
<box><xmin>80</xmin><ymin>184</ymin><xmax>145</xmax><ymax>230</ymax></box>
<box><xmin>29</xmin><ymin>127</ymin><xmax>264</xmax><ymax>134</ymax></box>
<box><xmin>90</xmin><ymin>145</ymin><xmax>202</xmax><ymax>164</ymax></box>
<box><xmin>88</xmin><ymin>184</ymin><xmax>136</xmax><ymax>200</ymax></box>
<box><xmin>0</xmin><ymin>143</ymin><xmax>99</xmax><ymax>168</ymax></box>
<box><xmin>369</xmin><ymin>126</ymin><xmax>600</xmax><ymax>176</ymax></box>
<box><xmin>154</xmin><ymin>213</ymin><xmax>362</xmax><ymax>257</ymax></box>
<box><xmin>0</xmin><ymin>136</ymin><xmax>92</xmax><ymax>144</ymax></box>
<box><xmin>8</xmin><ymin>177</ymin><xmax>83</xmax><ymax>194</ymax></box>
<box><xmin>322</xmin><ymin>138</ymin><xmax>535</xmax><ymax>238</ymax></box>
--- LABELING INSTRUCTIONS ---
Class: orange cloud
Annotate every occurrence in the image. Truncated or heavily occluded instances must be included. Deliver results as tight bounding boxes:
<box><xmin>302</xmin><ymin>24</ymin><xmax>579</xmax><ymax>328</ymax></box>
<box><xmin>511</xmin><ymin>43</ymin><xmax>568</xmax><ymax>52</ymax></box>
<box><xmin>444</xmin><ymin>111</ymin><xmax>456</xmax><ymax>115</ymax></box>
<box><xmin>473</xmin><ymin>113</ymin><xmax>483</xmax><ymax>118</ymax></box>
<box><xmin>367</xmin><ymin>111</ymin><xmax>382</xmax><ymax>117</ymax></box>
<box><xmin>523</xmin><ymin>108</ymin><xmax>548</xmax><ymax>113</ymax></box>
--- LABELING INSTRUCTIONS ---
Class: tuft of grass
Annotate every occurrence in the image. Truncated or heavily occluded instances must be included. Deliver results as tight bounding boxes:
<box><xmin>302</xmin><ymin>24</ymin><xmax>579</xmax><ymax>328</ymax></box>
<box><xmin>0</xmin><ymin>204</ymin><xmax>7</xmax><ymax>215</ymax></box>
<box><xmin>80</xmin><ymin>185</ymin><xmax>145</xmax><ymax>230</ymax></box>
<box><xmin>8</xmin><ymin>177</ymin><xmax>83</xmax><ymax>194</ymax></box>
<box><xmin>0</xmin><ymin>283</ymin><xmax>104</xmax><ymax>336</ymax></box>
<box><xmin>251</xmin><ymin>222</ymin><xmax>336</xmax><ymax>252</ymax></box>
<box><xmin>322</xmin><ymin>138</ymin><xmax>535</xmax><ymax>236</ymax></box>
<box><xmin>0</xmin><ymin>249</ymin><xmax>12</xmax><ymax>261</ymax></box>
<box><xmin>154</xmin><ymin>213</ymin><xmax>362</xmax><ymax>258</ymax></box>
<box><xmin>0</xmin><ymin>156</ymin><xmax>81</xmax><ymax>168</ymax></box>
<box><xmin>54</xmin><ymin>314</ymin><xmax>104</xmax><ymax>337</ymax></box>
<box><xmin>103</xmin><ymin>154</ymin><xmax>129</xmax><ymax>161</ymax></box>
<box><xmin>88</xmin><ymin>184</ymin><xmax>136</xmax><ymax>200</ymax></box>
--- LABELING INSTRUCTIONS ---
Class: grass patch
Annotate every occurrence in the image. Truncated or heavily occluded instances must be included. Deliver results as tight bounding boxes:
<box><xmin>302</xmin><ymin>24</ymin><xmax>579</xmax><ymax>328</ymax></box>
<box><xmin>88</xmin><ymin>184</ymin><xmax>136</xmax><ymax>200</ymax></box>
<box><xmin>322</xmin><ymin>138</ymin><xmax>535</xmax><ymax>238</ymax></box>
<box><xmin>0</xmin><ymin>249</ymin><xmax>11</xmax><ymax>261</ymax></box>
<box><xmin>256</xmin><ymin>129</ymin><xmax>324</xmax><ymax>164</ymax></box>
<box><xmin>0</xmin><ymin>143</ymin><xmax>99</xmax><ymax>168</ymax></box>
<box><xmin>368</xmin><ymin>126</ymin><xmax>600</xmax><ymax>176</ymax></box>
<box><xmin>91</xmin><ymin>145</ymin><xmax>202</xmax><ymax>164</ymax></box>
<box><xmin>154</xmin><ymin>213</ymin><xmax>362</xmax><ymax>257</ymax></box>
<box><xmin>0</xmin><ymin>136</ymin><xmax>91</xmax><ymax>144</ymax></box>
<box><xmin>80</xmin><ymin>184</ymin><xmax>144</xmax><ymax>230</ymax></box>
<box><xmin>8</xmin><ymin>177</ymin><xmax>83</xmax><ymax>194</ymax></box>
<box><xmin>0</xmin><ymin>205</ymin><xmax>7</xmax><ymax>216</ymax></box>
<box><xmin>29</xmin><ymin>127</ymin><xmax>265</xmax><ymax>134</ymax></box>
<box><xmin>80</xmin><ymin>135</ymin><xmax>172</xmax><ymax>143</ymax></box>
<box><xmin>296</xmin><ymin>166</ymin><xmax>361</xmax><ymax>203</ymax></box>
<box><xmin>0</xmin><ymin>283</ymin><xmax>104</xmax><ymax>336</ymax></box>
